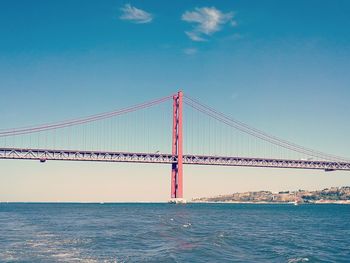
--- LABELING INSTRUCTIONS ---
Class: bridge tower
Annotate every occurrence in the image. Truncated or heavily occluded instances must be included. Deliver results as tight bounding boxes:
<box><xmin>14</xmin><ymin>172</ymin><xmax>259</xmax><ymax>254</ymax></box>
<box><xmin>171</xmin><ymin>91</ymin><xmax>184</xmax><ymax>202</ymax></box>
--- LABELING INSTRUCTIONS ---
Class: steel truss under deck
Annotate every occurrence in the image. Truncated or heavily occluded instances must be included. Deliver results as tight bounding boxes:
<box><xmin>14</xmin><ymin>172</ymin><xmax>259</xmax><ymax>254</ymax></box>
<box><xmin>1</xmin><ymin>148</ymin><xmax>350</xmax><ymax>171</ymax></box>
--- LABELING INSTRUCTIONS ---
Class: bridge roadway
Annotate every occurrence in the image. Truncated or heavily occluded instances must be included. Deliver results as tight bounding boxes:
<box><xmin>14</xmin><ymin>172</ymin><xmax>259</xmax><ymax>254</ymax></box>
<box><xmin>1</xmin><ymin>147</ymin><xmax>350</xmax><ymax>171</ymax></box>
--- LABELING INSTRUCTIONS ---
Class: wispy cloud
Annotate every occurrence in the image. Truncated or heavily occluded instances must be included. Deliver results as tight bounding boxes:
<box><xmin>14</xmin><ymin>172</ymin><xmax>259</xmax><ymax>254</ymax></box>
<box><xmin>184</xmin><ymin>48</ymin><xmax>198</xmax><ymax>55</ymax></box>
<box><xmin>120</xmin><ymin>4</ymin><xmax>153</xmax><ymax>24</ymax></box>
<box><xmin>185</xmin><ymin>31</ymin><xmax>206</xmax><ymax>42</ymax></box>
<box><xmin>231</xmin><ymin>92</ymin><xmax>239</xmax><ymax>100</ymax></box>
<box><xmin>182</xmin><ymin>7</ymin><xmax>236</xmax><ymax>41</ymax></box>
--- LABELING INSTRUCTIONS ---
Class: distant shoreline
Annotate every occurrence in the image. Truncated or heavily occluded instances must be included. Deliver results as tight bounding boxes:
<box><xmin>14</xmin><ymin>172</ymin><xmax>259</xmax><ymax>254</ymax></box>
<box><xmin>190</xmin><ymin>200</ymin><xmax>350</xmax><ymax>205</ymax></box>
<box><xmin>192</xmin><ymin>187</ymin><xmax>350</xmax><ymax>204</ymax></box>
<box><xmin>1</xmin><ymin>201</ymin><xmax>350</xmax><ymax>205</ymax></box>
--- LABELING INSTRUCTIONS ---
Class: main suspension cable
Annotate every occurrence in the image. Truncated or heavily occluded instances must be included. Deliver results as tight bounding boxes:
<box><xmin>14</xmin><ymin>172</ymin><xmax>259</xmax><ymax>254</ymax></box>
<box><xmin>184</xmin><ymin>96</ymin><xmax>349</xmax><ymax>162</ymax></box>
<box><xmin>0</xmin><ymin>95</ymin><xmax>173</xmax><ymax>137</ymax></box>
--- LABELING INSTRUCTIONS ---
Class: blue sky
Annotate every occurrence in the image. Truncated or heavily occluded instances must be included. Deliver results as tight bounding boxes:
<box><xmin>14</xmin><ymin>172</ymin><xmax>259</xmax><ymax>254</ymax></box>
<box><xmin>0</xmin><ymin>1</ymin><xmax>350</xmax><ymax>201</ymax></box>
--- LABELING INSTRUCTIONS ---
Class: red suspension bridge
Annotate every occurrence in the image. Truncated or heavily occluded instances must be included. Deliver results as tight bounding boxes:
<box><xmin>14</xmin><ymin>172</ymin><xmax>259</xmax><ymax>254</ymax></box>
<box><xmin>1</xmin><ymin>91</ymin><xmax>349</xmax><ymax>201</ymax></box>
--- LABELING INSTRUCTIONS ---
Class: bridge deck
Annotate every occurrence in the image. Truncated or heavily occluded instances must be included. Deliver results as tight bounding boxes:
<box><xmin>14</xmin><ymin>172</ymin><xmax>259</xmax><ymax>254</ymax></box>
<box><xmin>0</xmin><ymin>148</ymin><xmax>350</xmax><ymax>171</ymax></box>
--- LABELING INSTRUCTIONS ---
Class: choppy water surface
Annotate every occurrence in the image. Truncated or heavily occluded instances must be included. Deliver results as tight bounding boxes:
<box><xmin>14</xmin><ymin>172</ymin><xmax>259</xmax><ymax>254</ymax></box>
<box><xmin>0</xmin><ymin>203</ymin><xmax>349</xmax><ymax>262</ymax></box>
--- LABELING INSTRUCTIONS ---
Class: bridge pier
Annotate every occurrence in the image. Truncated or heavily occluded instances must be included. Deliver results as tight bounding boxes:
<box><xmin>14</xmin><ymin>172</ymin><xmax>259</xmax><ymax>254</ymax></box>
<box><xmin>171</xmin><ymin>91</ymin><xmax>184</xmax><ymax>201</ymax></box>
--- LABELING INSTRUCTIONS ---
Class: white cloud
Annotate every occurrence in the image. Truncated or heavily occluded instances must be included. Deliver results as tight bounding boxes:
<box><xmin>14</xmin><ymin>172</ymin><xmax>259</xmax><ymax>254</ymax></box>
<box><xmin>120</xmin><ymin>4</ymin><xmax>153</xmax><ymax>24</ymax></box>
<box><xmin>230</xmin><ymin>20</ymin><xmax>238</xmax><ymax>27</ymax></box>
<box><xmin>184</xmin><ymin>48</ymin><xmax>198</xmax><ymax>55</ymax></box>
<box><xmin>182</xmin><ymin>7</ymin><xmax>236</xmax><ymax>41</ymax></box>
<box><xmin>185</xmin><ymin>31</ymin><xmax>206</xmax><ymax>42</ymax></box>
<box><xmin>231</xmin><ymin>92</ymin><xmax>239</xmax><ymax>100</ymax></box>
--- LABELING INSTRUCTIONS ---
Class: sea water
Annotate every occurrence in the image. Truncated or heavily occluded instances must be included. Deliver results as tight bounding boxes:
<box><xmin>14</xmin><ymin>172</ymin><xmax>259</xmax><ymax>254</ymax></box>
<box><xmin>0</xmin><ymin>203</ymin><xmax>349</xmax><ymax>262</ymax></box>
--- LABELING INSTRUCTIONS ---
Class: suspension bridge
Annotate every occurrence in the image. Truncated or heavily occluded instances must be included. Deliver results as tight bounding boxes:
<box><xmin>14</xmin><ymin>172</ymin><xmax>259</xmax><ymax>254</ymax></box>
<box><xmin>1</xmin><ymin>91</ymin><xmax>349</xmax><ymax>202</ymax></box>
